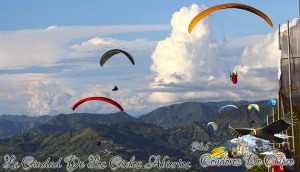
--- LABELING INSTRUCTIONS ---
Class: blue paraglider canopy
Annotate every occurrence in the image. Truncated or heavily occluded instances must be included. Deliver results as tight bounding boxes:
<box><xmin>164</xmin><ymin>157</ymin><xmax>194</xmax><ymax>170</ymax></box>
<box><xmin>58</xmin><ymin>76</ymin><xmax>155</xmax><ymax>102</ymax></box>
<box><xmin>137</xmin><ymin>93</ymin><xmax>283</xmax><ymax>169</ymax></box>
<box><xmin>267</xmin><ymin>99</ymin><xmax>276</xmax><ymax>107</ymax></box>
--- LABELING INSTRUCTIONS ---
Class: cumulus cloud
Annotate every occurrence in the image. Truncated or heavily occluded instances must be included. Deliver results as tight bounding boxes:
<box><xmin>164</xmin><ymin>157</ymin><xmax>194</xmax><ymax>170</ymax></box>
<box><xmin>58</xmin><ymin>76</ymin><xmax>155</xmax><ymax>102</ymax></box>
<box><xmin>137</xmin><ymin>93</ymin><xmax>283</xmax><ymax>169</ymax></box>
<box><xmin>71</xmin><ymin>84</ymin><xmax>152</xmax><ymax>115</ymax></box>
<box><xmin>2</xmin><ymin>77</ymin><xmax>142</xmax><ymax>116</ymax></box>
<box><xmin>26</xmin><ymin>82</ymin><xmax>146</xmax><ymax>116</ymax></box>
<box><xmin>0</xmin><ymin>24</ymin><xmax>169</xmax><ymax>116</ymax></box>
<box><xmin>26</xmin><ymin>80</ymin><xmax>76</xmax><ymax>116</ymax></box>
<box><xmin>236</xmin><ymin>33</ymin><xmax>279</xmax><ymax>71</ymax></box>
<box><xmin>0</xmin><ymin>73</ymin><xmax>75</xmax><ymax>116</ymax></box>
<box><xmin>148</xmin><ymin>4</ymin><xmax>281</xmax><ymax>104</ymax></box>
<box><xmin>0</xmin><ymin>4</ymin><xmax>292</xmax><ymax>116</ymax></box>
<box><xmin>150</xmin><ymin>4</ymin><xmax>220</xmax><ymax>86</ymax></box>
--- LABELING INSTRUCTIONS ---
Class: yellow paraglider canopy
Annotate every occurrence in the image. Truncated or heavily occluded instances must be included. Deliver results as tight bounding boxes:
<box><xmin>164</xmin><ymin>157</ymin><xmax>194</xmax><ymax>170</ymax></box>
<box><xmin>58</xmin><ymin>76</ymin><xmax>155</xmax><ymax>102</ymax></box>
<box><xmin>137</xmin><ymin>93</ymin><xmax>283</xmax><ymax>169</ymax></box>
<box><xmin>207</xmin><ymin>122</ymin><xmax>218</xmax><ymax>131</ymax></box>
<box><xmin>188</xmin><ymin>3</ymin><xmax>274</xmax><ymax>33</ymax></box>
<box><xmin>247</xmin><ymin>104</ymin><xmax>260</xmax><ymax>112</ymax></box>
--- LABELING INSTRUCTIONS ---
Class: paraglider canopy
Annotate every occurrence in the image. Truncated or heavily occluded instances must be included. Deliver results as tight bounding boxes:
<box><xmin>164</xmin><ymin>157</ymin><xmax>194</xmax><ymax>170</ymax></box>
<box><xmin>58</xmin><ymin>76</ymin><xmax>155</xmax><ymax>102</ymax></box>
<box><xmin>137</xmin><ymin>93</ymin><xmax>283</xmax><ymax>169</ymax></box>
<box><xmin>248</xmin><ymin>104</ymin><xmax>260</xmax><ymax>112</ymax></box>
<box><xmin>207</xmin><ymin>122</ymin><xmax>218</xmax><ymax>132</ymax></box>
<box><xmin>72</xmin><ymin>97</ymin><xmax>124</xmax><ymax>112</ymax></box>
<box><xmin>267</xmin><ymin>99</ymin><xmax>277</xmax><ymax>107</ymax></box>
<box><xmin>100</xmin><ymin>49</ymin><xmax>135</xmax><ymax>66</ymax></box>
<box><xmin>218</xmin><ymin>105</ymin><xmax>239</xmax><ymax>114</ymax></box>
<box><xmin>188</xmin><ymin>3</ymin><xmax>274</xmax><ymax>33</ymax></box>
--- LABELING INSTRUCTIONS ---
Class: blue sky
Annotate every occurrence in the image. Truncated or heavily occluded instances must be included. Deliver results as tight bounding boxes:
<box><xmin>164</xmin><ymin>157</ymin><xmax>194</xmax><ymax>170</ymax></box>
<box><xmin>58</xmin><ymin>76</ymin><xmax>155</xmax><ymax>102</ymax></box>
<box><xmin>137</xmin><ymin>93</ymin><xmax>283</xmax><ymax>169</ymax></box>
<box><xmin>0</xmin><ymin>0</ymin><xmax>297</xmax><ymax>37</ymax></box>
<box><xmin>0</xmin><ymin>0</ymin><xmax>298</xmax><ymax>116</ymax></box>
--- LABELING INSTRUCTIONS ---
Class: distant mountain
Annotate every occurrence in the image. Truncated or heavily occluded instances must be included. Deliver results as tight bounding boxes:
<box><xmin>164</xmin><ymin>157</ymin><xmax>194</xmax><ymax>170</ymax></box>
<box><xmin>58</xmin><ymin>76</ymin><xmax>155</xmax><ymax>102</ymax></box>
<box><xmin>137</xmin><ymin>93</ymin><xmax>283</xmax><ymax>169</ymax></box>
<box><xmin>0</xmin><ymin>115</ymin><xmax>54</xmax><ymax>138</ymax></box>
<box><xmin>212</xmin><ymin>100</ymin><xmax>272</xmax><ymax>128</ymax></box>
<box><xmin>0</xmin><ymin>114</ymin><xmax>54</xmax><ymax>123</ymax></box>
<box><xmin>0</xmin><ymin>100</ymin><xmax>275</xmax><ymax>171</ymax></box>
<box><xmin>31</xmin><ymin>112</ymin><xmax>140</xmax><ymax>133</ymax></box>
<box><xmin>0</xmin><ymin>100</ymin><xmax>273</xmax><ymax>138</ymax></box>
<box><xmin>139</xmin><ymin>101</ymin><xmax>250</xmax><ymax>127</ymax></box>
<box><xmin>0</xmin><ymin>119</ymin><xmax>40</xmax><ymax>138</ymax></box>
<box><xmin>208</xmin><ymin>100</ymin><xmax>274</xmax><ymax>143</ymax></box>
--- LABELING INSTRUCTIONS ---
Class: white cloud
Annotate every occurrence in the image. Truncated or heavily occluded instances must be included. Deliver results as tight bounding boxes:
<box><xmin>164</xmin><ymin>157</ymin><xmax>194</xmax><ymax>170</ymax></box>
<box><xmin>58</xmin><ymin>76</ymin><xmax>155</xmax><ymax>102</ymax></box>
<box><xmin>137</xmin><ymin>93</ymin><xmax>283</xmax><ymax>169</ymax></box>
<box><xmin>1</xmin><ymin>77</ymin><xmax>146</xmax><ymax>116</ymax></box>
<box><xmin>150</xmin><ymin>4</ymin><xmax>218</xmax><ymax>85</ymax></box>
<box><xmin>26</xmin><ymin>80</ymin><xmax>76</xmax><ymax>116</ymax></box>
<box><xmin>64</xmin><ymin>83</ymin><xmax>157</xmax><ymax>116</ymax></box>
<box><xmin>0</xmin><ymin>24</ymin><xmax>170</xmax><ymax>69</ymax></box>
<box><xmin>76</xmin><ymin>84</ymin><xmax>155</xmax><ymax>115</ymax></box>
<box><xmin>69</xmin><ymin>37</ymin><xmax>157</xmax><ymax>61</ymax></box>
<box><xmin>0</xmin><ymin>24</ymin><xmax>169</xmax><ymax>116</ymax></box>
<box><xmin>237</xmin><ymin>33</ymin><xmax>280</xmax><ymax>70</ymax></box>
<box><xmin>147</xmin><ymin>4</ymin><xmax>282</xmax><ymax>104</ymax></box>
<box><xmin>0</xmin><ymin>73</ymin><xmax>76</xmax><ymax>116</ymax></box>
<box><xmin>69</xmin><ymin>84</ymin><xmax>127</xmax><ymax>114</ymax></box>
<box><xmin>0</xmin><ymin>4</ymin><xmax>295</xmax><ymax>116</ymax></box>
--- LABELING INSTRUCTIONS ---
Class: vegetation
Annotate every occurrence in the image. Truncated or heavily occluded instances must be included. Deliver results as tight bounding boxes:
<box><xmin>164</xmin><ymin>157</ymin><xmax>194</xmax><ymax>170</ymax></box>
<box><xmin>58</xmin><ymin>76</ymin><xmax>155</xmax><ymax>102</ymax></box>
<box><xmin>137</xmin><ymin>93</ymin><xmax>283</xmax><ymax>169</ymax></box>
<box><xmin>0</xmin><ymin>100</ymin><xmax>276</xmax><ymax>171</ymax></box>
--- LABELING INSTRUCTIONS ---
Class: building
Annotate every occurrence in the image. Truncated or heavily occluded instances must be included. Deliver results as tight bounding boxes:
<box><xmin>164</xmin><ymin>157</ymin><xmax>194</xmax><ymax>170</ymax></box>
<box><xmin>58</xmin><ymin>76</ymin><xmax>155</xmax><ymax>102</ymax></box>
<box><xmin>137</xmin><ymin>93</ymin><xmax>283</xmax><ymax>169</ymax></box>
<box><xmin>233</xmin><ymin>138</ymin><xmax>250</xmax><ymax>155</ymax></box>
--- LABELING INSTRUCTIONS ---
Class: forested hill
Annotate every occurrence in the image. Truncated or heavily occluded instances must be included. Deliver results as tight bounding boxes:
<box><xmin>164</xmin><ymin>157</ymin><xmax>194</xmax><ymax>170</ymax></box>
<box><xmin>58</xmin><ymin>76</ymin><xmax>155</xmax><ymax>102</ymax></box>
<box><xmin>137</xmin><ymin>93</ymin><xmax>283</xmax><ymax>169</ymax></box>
<box><xmin>139</xmin><ymin>101</ymin><xmax>250</xmax><ymax>127</ymax></box>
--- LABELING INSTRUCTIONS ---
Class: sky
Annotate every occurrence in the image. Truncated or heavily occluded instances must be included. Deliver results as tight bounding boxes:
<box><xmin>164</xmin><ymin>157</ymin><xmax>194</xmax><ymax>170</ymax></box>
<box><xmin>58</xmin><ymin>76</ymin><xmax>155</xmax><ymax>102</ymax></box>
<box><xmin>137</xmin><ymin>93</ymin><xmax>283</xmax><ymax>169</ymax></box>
<box><xmin>0</xmin><ymin>0</ymin><xmax>299</xmax><ymax>117</ymax></box>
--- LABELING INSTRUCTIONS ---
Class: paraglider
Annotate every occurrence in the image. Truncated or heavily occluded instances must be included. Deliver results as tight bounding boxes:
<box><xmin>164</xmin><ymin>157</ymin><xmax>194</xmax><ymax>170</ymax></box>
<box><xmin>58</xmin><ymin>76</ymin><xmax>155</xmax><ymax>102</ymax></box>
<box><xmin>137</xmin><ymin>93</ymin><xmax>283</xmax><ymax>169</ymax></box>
<box><xmin>188</xmin><ymin>3</ymin><xmax>274</xmax><ymax>33</ymax></box>
<box><xmin>72</xmin><ymin>97</ymin><xmax>124</xmax><ymax>112</ymax></box>
<box><xmin>112</xmin><ymin>86</ymin><xmax>118</xmax><ymax>91</ymax></box>
<box><xmin>100</xmin><ymin>49</ymin><xmax>135</xmax><ymax>66</ymax></box>
<box><xmin>218</xmin><ymin>105</ymin><xmax>239</xmax><ymax>114</ymax></box>
<box><xmin>248</xmin><ymin>104</ymin><xmax>260</xmax><ymax>112</ymax></box>
<box><xmin>230</xmin><ymin>71</ymin><xmax>238</xmax><ymax>84</ymax></box>
<box><xmin>267</xmin><ymin>99</ymin><xmax>277</xmax><ymax>107</ymax></box>
<box><xmin>207</xmin><ymin>122</ymin><xmax>218</xmax><ymax>132</ymax></box>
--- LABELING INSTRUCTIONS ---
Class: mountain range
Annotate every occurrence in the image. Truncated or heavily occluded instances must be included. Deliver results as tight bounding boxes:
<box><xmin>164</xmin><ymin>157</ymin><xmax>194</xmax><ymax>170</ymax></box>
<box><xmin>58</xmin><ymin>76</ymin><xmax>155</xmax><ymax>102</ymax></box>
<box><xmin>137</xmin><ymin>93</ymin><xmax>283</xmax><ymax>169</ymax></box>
<box><xmin>0</xmin><ymin>100</ymin><xmax>273</xmax><ymax>138</ymax></box>
<box><xmin>0</xmin><ymin>100</ymin><xmax>275</xmax><ymax>171</ymax></box>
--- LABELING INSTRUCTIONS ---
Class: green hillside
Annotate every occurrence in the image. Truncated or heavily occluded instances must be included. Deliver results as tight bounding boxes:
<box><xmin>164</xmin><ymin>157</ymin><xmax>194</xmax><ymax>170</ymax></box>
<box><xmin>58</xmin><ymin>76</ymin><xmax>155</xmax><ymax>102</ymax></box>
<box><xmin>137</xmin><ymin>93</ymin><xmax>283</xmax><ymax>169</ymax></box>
<box><xmin>31</xmin><ymin>112</ymin><xmax>139</xmax><ymax>133</ymax></box>
<box><xmin>139</xmin><ymin>101</ymin><xmax>250</xmax><ymax>127</ymax></box>
<box><xmin>0</xmin><ymin>119</ymin><xmax>39</xmax><ymax>138</ymax></box>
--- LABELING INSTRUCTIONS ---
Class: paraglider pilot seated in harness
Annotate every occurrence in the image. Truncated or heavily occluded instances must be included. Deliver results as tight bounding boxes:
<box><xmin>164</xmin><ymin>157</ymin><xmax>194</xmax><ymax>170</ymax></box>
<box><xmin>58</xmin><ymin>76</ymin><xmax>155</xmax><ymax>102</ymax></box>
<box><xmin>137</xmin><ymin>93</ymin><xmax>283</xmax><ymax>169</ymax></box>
<box><xmin>230</xmin><ymin>71</ymin><xmax>238</xmax><ymax>84</ymax></box>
